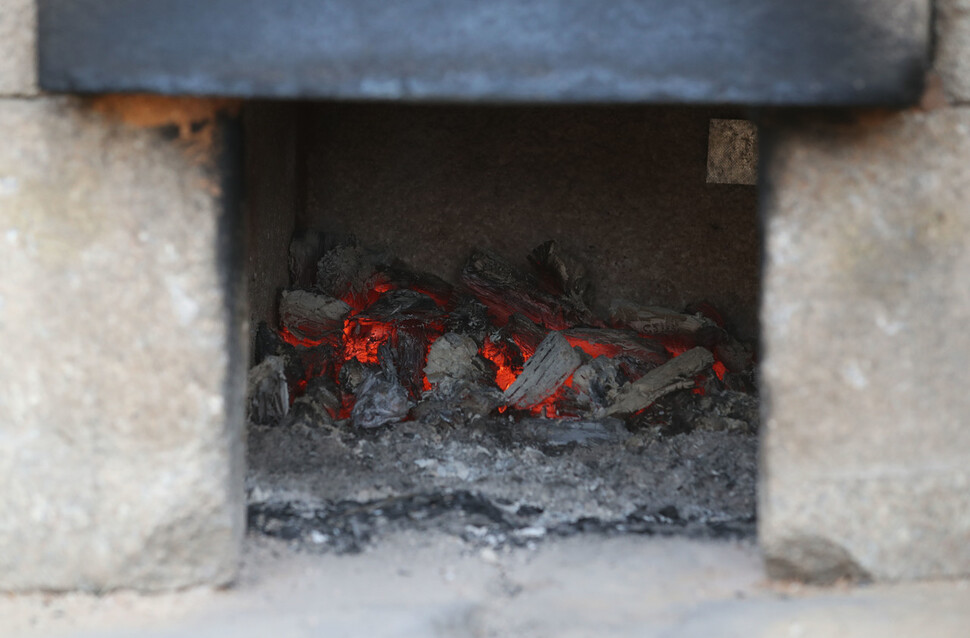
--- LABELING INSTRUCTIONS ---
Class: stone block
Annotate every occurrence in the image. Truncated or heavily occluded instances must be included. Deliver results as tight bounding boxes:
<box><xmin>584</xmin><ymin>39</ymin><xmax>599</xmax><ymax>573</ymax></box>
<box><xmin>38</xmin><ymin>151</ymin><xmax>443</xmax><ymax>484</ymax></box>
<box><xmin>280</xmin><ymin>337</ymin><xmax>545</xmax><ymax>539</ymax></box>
<box><xmin>759</xmin><ymin>108</ymin><xmax>970</xmax><ymax>582</ymax></box>
<box><xmin>0</xmin><ymin>96</ymin><xmax>245</xmax><ymax>591</ymax></box>
<box><xmin>0</xmin><ymin>0</ymin><xmax>37</xmax><ymax>95</ymax></box>
<box><xmin>937</xmin><ymin>0</ymin><xmax>970</xmax><ymax>103</ymax></box>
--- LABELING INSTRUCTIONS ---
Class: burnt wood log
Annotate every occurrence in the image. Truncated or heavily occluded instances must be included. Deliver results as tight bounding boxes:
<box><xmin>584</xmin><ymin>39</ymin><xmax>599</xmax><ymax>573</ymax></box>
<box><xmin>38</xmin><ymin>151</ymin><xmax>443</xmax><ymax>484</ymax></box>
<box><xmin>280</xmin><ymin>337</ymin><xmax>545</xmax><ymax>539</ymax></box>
<box><xmin>609</xmin><ymin>300</ymin><xmax>721</xmax><ymax>345</ymax></box>
<box><xmin>279</xmin><ymin>290</ymin><xmax>351</xmax><ymax>342</ymax></box>
<box><xmin>606</xmin><ymin>346</ymin><xmax>714</xmax><ymax>416</ymax></box>
<box><xmin>500</xmin><ymin>313</ymin><xmax>547</xmax><ymax>357</ymax></box>
<box><xmin>562</xmin><ymin>327</ymin><xmax>668</xmax><ymax>366</ymax></box>
<box><xmin>504</xmin><ymin>331</ymin><xmax>582</xmax><ymax>409</ymax></box>
<box><xmin>379</xmin><ymin>260</ymin><xmax>454</xmax><ymax>308</ymax></box>
<box><xmin>461</xmin><ymin>250</ymin><xmax>574</xmax><ymax>330</ymax></box>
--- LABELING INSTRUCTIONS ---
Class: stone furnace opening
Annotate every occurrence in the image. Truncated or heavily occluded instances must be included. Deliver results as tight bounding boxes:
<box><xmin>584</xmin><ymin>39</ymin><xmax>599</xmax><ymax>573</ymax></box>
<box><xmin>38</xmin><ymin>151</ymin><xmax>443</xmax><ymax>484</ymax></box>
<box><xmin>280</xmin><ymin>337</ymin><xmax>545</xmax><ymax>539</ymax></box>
<box><xmin>242</xmin><ymin>102</ymin><xmax>761</xmax><ymax>552</ymax></box>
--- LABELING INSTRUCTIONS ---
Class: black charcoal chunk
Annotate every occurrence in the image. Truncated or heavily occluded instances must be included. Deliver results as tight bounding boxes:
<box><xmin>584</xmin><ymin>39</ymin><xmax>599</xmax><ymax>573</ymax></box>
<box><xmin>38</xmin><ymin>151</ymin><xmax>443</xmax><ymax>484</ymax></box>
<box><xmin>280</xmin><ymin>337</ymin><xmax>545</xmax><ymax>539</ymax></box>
<box><xmin>352</xmin><ymin>371</ymin><xmax>412</xmax><ymax>429</ymax></box>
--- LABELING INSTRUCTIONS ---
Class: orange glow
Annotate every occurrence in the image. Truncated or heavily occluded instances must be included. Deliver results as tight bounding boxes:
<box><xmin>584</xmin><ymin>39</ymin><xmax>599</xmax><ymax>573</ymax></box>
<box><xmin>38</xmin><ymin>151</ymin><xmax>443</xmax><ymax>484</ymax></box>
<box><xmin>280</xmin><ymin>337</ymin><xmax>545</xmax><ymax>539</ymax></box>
<box><xmin>712</xmin><ymin>360</ymin><xmax>727</xmax><ymax>381</ymax></box>
<box><xmin>481</xmin><ymin>338</ymin><xmax>521</xmax><ymax>391</ymax></box>
<box><xmin>342</xmin><ymin>318</ymin><xmax>395</xmax><ymax>365</ymax></box>
<box><xmin>276</xmin><ymin>265</ymin><xmax>731</xmax><ymax>421</ymax></box>
<box><xmin>279</xmin><ymin>325</ymin><xmax>329</xmax><ymax>348</ymax></box>
<box><xmin>564</xmin><ymin>335</ymin><xmax>626</xmax><ymax>358</ymax></box>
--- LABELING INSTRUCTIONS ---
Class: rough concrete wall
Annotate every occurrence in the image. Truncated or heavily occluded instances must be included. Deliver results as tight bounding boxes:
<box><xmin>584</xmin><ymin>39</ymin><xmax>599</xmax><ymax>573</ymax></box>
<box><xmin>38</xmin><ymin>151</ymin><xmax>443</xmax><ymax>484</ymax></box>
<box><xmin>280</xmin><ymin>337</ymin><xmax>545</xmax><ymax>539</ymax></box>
<box><xmin>305</xmin><ymin>104</ymin><xmax>760</xmax><ymax>342</ymax></box>
<box><xmin>937</xmin><ymin>0</ymin><xmax>970</xmax><ymax>103</ymax></box>
<box><xmin>0</xmin><ymin>0</ymin><xmax>37</xmax><ymax>96</ymax></box>
<box><xmin>244</xmin><ymin>102</ymin><xmax>301</xmax><ymax>350</ymax></box>
<box><xmin>759</xmin><ymin>1</ymin><xmax>970</xmax><ymax>584</ymax></box>
<box><xmin>760</xmin><ymin>109</ymin><xmax>970</xmax><ymax>582</ymax></box>
<box><xmin>0</xmin><ymin>94</ymin><xmax>247</xmax><ymax>591</ymax></box>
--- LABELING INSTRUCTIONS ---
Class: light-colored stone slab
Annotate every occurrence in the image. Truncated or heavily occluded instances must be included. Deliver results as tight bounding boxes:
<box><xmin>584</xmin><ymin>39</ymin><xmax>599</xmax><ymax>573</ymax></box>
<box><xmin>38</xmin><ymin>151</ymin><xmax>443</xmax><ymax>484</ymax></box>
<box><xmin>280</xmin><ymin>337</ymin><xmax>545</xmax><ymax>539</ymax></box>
<box><xmin>760</xmin><ymin>108</ymin><xmax>970</xmax><ymax>582</ymax></box>
<box><xmin>0</xmin><ymin>0</ymin><xmax>37</xmax><ymax>95</ymax></box>
<box><xmin>0</xmin><ymin>96</ymin><xmax>245</xmax><ymax>591</ymax></box>
<box><xmin>937</xmin><ymin>0</ymin><xmax>970</xmax><ymax>103</ymax></box>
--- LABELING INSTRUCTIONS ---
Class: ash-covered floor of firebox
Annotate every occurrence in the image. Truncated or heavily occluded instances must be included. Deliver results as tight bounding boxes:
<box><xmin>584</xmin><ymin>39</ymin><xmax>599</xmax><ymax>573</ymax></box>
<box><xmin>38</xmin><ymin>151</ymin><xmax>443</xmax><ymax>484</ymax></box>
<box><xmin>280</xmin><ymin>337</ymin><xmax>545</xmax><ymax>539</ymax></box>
<box><xmin>246</xmin><ymin>388</ymin><xmax>758</xmax><ymax>553</ymax></box>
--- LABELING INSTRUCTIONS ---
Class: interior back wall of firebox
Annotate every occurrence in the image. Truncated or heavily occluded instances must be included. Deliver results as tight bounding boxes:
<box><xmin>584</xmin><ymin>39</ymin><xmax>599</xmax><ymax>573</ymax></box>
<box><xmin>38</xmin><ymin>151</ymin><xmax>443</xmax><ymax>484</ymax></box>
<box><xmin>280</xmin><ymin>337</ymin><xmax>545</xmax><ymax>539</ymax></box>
<box><xmin>244</xmin><ymin>102</ymin><xmax>760</xmax><ymax>346</ymax></box>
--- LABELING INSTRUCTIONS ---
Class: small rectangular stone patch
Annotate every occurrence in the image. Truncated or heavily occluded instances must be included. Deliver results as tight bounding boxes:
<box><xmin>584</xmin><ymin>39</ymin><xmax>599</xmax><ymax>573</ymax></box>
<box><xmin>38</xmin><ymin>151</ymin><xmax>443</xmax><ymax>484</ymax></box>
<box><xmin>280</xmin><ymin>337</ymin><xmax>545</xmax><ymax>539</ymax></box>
<box><xmin>706</xmin><ymin>118</ymin><xmax>758</xmax><ymax>185</ymax></box>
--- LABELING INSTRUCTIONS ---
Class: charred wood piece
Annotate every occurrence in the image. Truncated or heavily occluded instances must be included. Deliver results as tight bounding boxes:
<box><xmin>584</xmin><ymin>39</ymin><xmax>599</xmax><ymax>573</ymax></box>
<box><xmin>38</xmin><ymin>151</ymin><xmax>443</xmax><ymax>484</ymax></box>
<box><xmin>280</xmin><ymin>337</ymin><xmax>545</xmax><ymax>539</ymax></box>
<box><xmin>571</xmin><ymin>356</ymin><xmax>626</xmax><ymax>411</ymax></box>
<box><xmin>315</xmin><ymin>244</ymin><xmax>391</xmax><ymax>308</ymax></box>
<box><xmin>504</xmin><ymin>331</ymin><xmax>582</xmax><ymax>409</ymax></box>
<box><xmin>499</xmin><ymin>313</ymin><xmax>547</xmax><ymax>358</ymax></box>
<box><xmin>247</xmin><ymin>355</ymin><xmax>289</xmax><ymax>426</ymax></box>
<box><xmin>424</xmin><ymin>333</ymin><xmax>491</xmax><ymax>390</ymax></box>
<box><xmin>279</xmin><ymin>290</ymin><xmax>351</xmax><ymax>342</ymax></box>
<box><xmin>358</xmin><ymin>289</ymin><xmax>442</xmax><ymax>323</ymax></box>
<box><xmin>379</xmin><ymin>260</ymin><xmax>454</xmax><ymax>308</ymax></box>
<box><xmin>461</xmin><ymin>250</ymin><xmax>573</xmax><ymax>330</ymax></box>
<box><xmin>562</xmin><ymin>327</ymin><xmax>668</xmax><ymax>366</ymax></box>
<box><xmin>610</xmin><ymin>300</ymin><xmax>721</xmax><ymax>344</ymax></box>
<box><xmin>445</xmin><ymin>296</ymin><xmax>491</xmax><ymax>343</ymax></box>
<box><xmin>351</xmin><ymin>370</ymin><xmax>412</xmax><ymax>429</ymax></box>
<box><xmin>606</xmin><ymin>347</ymin><xmax>714</xmax><ymax>416</ymax></box>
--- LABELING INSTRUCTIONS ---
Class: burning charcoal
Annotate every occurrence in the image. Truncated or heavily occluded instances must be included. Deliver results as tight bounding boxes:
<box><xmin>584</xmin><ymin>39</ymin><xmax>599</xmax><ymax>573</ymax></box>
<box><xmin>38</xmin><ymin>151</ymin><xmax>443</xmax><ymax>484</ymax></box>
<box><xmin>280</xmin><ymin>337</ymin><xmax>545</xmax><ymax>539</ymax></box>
<box><xmin>294</xmin><ymin>343</ymin><xmax>339</xmax><ymax>388</ymax></box>
<box><xmin>504</xmin><ymin>331</ymin><xmax>582</xmax><ymax>409</ymax></box>
<box><xmin>518</xmin><ymin>417</ymin><xmax>630</xmax><ymax>447</ymax></box>
<box><xmin>500</xmin><ymin>313</ymin><xmax>547</xmax><ymax>357</ymax></box>
<box><xmin>361</xmin><ymin>288</ymin><xmax>441</xmax><ymax>320</ymax></box>
<box><xmin>379</xmin><ymin>260</ymin><xmax>454</xmax><ymax>308</ymax></box>
<box><xmin>247</xmin><ymin>355</ymin><xmax>289</xmax><ymax>426</ymax></box>
<box><xmin>445</xmin><ymin>295</ymin><xmax>491</xmax><ymax>342</ymax></box>
<box><xmin>461</xmin><ymin>249</ymin><xmax>575</xmax><ymax>330</ymax></box>
<box><xmin>424</xmin><ymin>333</ymin><xmax>489</xmax><ymax>389</ymax></box>
<box><xmin>606</xmin><ymin>346</ymin><xmax>715</xmax><ymax>416</ymax></box>
<box><xmin>481</xmin><ymin>330</ymin><xmax>526</xmax><ymax>391</ymax></box>
<box><xmin>528</xmin><ymin>240</ymin><xmax>595</xmax><ymax>313</ymax></box>
<box><xmin>572</xmin><ymin>356</ymin><xmax>625</xmax><ymax>410</ymax></box>
<box><xmin>283</xmin><ymin>377</ymin><xmax>341</xmax><ymax>427</ymax></box>
<box><xmin>351</xmin><ymin>371</ymin><xmax>412</xmax><ymax>429</ymax></box>
<box><xmin>288</xmin><ymin>230</ymin><xmax>357</xmax><ymax>289</ymax></box>
<box><xmin>714</xmin><ymin>338</ymin><xmax>755</xmax><ymax>375</ymax></box>
<box><xmin>562</xmin><ymin>328</ymin><xmax>668</xmax><ymax>366</ymax></box>
<box><xmin>316</xmin><ymin>244</ymin><xmax>391</xmax><ymax>309</ymax></box>
<box><xmin>252</xmin><ymin>321</ymin><xmax>312</xmax><ymax>399</ymax></box>
<box><xmin>610</xmin><ymin>300</ymin><xmax>720</xmax><ymax>344</ymax></box>
<box><xmin>279</xmin><ymin>290</ymin><xmax>351</xmax><ymax>342</ymax></box>
<box><xmin>343</xmin><ymin>289</ymin><xmax>444</xmax><ymax>367</ymax></box>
